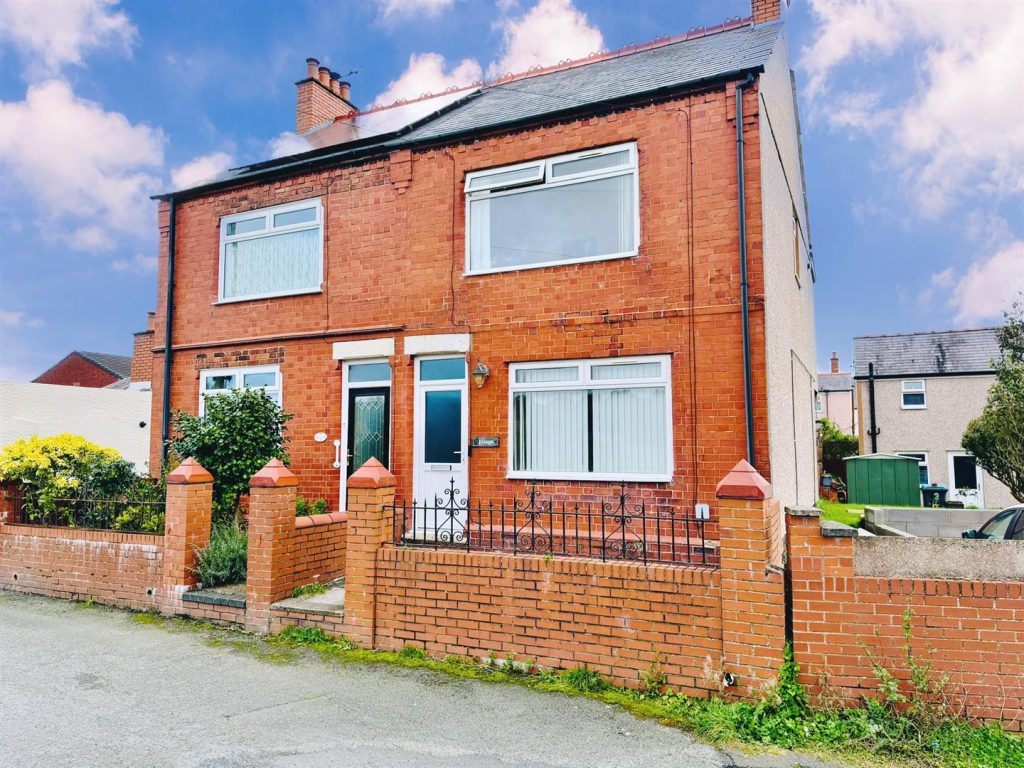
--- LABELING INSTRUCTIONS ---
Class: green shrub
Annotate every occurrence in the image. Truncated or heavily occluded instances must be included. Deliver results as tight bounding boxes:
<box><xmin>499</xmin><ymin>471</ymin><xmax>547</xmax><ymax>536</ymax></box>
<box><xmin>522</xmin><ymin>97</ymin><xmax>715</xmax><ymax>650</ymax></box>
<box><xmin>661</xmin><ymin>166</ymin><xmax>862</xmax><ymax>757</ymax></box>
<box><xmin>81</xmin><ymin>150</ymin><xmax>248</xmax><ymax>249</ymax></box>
<box><xmin>169</xmin><ymin>388</ymin><xmax>292</xmax><ymax>524</ymax></box>
<box><xmin>0</xmin><ymin>434</ymin><xmax>161</xmax><ymax>528</ymax></box>
<box><xmin>562</xmin><ymin>665</ymin><xmax>610</xmax><ymax>693</ymax></box>
<box><xmin>193</xmin><ymin>524</ymin><xmax>247</xmax><ymax>587</ymax></box>
<box><xmin>295</xmin><ymin>497</ymin><xmax>328</xmax><ymax>516</ymax></box>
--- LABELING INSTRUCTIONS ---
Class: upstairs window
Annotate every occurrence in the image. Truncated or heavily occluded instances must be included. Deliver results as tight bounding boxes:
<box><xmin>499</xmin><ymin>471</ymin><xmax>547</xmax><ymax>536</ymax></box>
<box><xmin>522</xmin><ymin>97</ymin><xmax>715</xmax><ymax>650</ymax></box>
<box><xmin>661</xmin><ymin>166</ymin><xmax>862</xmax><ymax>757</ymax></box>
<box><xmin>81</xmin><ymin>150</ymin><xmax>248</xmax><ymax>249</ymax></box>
<box><xmin>465</xmin><ymin>143</ymin><xmax>639</xmax><ymax>274</ymax></box>
<box><xmin>901</xmin><ymin>380</ymin><xmax>926</xmax><ymax>409</ymax></box>
<box><xmin>219</xmin><ymin>199</ymin><xmax>323</xmax><ymax>302</ymax></box>
<box><xmin>509</xmin><ymin>355</ymin><xmax>671</xmax><ymax>482</ymax></box>
<box><xmin>199</xmin><ymin>364</ymin><xmax>281</xmax><ymax>415</ymax></box>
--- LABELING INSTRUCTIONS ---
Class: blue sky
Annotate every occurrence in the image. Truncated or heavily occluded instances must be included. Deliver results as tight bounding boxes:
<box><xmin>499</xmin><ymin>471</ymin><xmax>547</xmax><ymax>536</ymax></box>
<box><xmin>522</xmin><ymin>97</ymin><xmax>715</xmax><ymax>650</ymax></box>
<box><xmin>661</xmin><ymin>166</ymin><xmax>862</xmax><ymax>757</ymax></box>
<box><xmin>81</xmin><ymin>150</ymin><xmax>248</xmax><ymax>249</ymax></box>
<box><xmin>0</xmin><ymin>0</ymin><xmax>1021</xmax><ymax>382</ymax></box>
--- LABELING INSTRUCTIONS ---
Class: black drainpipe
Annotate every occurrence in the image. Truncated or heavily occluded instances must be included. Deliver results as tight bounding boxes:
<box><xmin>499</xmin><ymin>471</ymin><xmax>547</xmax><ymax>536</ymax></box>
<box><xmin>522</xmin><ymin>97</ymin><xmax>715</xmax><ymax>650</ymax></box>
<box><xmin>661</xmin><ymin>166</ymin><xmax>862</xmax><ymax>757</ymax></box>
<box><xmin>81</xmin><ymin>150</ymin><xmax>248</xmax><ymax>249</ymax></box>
<box><xmin>735</xmin><ymin>73</ymin><xmax>757</xmax><ymax>466</ymax></box>
<box><xmin>160</xmin><ymin>196</ymin><xmax>177</xmax><ymax>464</ymax></box>
<box><xmin>867</xmin><ymin>362</ymin><xmax>879</xmax><ymax>453</ymax></box>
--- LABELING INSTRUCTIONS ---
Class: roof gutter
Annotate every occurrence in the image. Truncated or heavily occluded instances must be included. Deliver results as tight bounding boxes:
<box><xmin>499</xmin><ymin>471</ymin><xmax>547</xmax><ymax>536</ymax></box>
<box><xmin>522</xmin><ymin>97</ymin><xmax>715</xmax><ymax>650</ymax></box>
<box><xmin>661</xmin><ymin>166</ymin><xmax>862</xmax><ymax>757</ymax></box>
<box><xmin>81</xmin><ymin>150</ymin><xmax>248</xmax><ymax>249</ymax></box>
<box><xmin>160</xmin><ymin>196</ymin><xmax>176</xmax><ymax>464</ymax></box>
<box><xmin>735</xmin><ymin>72</ymin><xmax>757</xmax><ymax>467</ymax></box>
<box><xmin>153</xmin><ymin>66</ymin><xmax>765</xmax><ymax>204</ymax></box>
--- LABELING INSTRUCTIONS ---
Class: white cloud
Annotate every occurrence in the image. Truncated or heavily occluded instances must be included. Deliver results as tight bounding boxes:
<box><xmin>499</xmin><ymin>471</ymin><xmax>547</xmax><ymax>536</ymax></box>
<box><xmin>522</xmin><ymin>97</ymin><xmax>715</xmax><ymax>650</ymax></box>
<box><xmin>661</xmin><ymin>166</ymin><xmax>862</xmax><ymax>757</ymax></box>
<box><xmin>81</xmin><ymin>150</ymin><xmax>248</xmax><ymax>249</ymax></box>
<box><xmin>68</xmin><ymin>223</ymin><xmax>116</xmax><ymax>252</ymax></box>
<box><xmin>111</xmin><ymin>253</ymin><xmax>157</xmax><ymax>274</ymax></box>
<box><xmin>374</xmin><ymin>52</ymin><xmax>482</xmax><ymax>107</ymax></box>
<box><xmin>800</xmin><ymin>0</ymin><xmax>1024</xmax><ymax>217</ymax></box>
<box><xmin>0</xmin><ymin>308</ymin><xmax>44</xmax><ymax>329</ymax></box>
<box><xmin>0</xmin><ymin>0</ymin><xmax>136</xmax><ymax>78</ymax></box>
<box><xmin>371</xmin><ymin>0</ymin><xmax>602</xmax><ymax>106</ymax></box>
<box><xmin>949</xmin><ymin>240</ymin><xmax>1024</xmax><ymax>325</ymax></box>
<box><xmin>487</xmin><ymin>0</ymin><xmax>602</xmax><ymax>78</ymax></box>
<box><xmin>268</xmin><ymin>131</ymin><xmax>312</xmax><ymax>159</ymax></box>
<box><xmin>377</xmin><ymin>0</ymin><xmax>454</xmax><ymax>22</ymax></box>
<box><xmin>0</xmin><ymin>80</ymin><xmax>164</xmax><ymax>247</ymax></box>
<box><xmin>170</xmin><ymin>151</ymin><xmax>232</xmax><ymax>190</ymax></box>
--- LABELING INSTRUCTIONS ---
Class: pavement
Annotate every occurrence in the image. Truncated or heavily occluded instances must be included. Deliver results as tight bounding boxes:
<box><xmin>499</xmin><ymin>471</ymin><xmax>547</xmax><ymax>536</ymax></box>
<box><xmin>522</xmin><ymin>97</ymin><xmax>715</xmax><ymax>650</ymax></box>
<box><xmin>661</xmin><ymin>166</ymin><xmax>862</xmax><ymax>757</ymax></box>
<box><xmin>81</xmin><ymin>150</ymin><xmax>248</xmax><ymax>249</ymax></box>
<box><xmin>0</xmin><ymin>592</ymin><xmax>850</xmax><ymax>768</ymax></box>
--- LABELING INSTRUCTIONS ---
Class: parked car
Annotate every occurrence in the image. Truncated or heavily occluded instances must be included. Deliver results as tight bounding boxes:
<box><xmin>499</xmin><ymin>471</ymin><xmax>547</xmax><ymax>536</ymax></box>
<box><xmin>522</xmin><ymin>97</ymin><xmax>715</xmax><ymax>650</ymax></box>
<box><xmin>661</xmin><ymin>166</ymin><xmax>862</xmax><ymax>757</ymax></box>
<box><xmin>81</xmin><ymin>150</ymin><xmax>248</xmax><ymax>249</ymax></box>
<box><xmin>962</xmin><ymin>505</ymin><xmax>1024</xmax><ymax>540</ymax></box>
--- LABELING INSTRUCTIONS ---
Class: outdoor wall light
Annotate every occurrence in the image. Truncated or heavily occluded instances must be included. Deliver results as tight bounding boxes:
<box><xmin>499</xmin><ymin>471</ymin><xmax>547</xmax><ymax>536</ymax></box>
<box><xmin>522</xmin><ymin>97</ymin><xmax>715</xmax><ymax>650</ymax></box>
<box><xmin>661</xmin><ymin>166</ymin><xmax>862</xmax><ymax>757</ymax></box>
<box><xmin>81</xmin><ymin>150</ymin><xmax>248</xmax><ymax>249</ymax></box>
<box><xmin>471</xmin><ymin>362</ymin><xmax>490</xmax><ymax>388</ymax></box>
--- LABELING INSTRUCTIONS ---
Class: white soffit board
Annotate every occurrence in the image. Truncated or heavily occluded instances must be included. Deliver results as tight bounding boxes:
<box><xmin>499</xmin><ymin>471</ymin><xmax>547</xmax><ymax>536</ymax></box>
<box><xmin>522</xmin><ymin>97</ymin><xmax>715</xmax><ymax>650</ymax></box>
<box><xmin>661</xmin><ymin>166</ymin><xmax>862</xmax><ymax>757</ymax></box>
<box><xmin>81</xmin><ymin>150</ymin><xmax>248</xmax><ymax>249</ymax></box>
<box><xmin>403</xmin><ymin>334</ymin><xmax>471</xmax><ymax>356</ymax></box>
<box><xmin>332</xmin><ymin>338</ymin><xmax>395</xmax><ymax>360</ymax></box>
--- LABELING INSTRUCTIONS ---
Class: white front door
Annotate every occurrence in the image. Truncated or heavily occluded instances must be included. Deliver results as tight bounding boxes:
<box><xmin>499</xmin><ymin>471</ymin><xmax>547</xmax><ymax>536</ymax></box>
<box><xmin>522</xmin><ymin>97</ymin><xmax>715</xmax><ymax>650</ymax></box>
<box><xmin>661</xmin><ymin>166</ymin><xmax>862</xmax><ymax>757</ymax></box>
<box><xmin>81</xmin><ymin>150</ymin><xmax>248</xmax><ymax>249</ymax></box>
<box><xmin>947</xmin><ymin>452</ymin><xmax>984</xmax><ymax>508</ymax></box>
<box><xmin>413</xmin><ymin>356</ymin><xmax>469</xmax><ymax>536</ymax></box>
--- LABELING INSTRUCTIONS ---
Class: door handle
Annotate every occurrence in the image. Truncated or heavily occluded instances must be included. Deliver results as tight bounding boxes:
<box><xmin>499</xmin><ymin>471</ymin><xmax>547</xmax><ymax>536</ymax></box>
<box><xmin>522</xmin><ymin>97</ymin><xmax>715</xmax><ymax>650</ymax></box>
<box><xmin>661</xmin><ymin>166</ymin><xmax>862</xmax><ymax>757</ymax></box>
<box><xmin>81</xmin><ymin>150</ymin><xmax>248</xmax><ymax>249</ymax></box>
<box><xmin>332</xmin><ymin>439</ymin><xmax>342</xmax><ymax>469</ymax></box>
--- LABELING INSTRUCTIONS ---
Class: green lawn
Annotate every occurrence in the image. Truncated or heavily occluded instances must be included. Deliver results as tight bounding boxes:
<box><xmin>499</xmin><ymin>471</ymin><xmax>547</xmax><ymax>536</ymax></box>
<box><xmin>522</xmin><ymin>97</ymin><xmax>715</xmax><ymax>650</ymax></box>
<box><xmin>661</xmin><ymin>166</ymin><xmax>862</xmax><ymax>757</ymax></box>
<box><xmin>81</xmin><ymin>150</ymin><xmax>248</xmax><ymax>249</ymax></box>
<box><xmin>815</xmin><ymin>499</ymin><xmax>864</xmax><ymax>528</ymax></box>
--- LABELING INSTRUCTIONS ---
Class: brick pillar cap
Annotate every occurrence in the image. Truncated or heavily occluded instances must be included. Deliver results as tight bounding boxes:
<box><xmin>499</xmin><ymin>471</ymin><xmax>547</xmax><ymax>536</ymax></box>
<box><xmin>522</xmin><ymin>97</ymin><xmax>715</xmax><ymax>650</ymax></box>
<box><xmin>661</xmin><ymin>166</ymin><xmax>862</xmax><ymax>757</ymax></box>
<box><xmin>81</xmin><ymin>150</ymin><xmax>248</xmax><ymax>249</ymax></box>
<box><xmin>166</xmin><ymin>457</ymin><xmax>213</xmax><ymax>485</ymax></box>
<box><xmin>347</xmin><ymin>457</ymin><xmax>396</xmax><ymax>489</ymax></box>
<box><xmin>250</xmin><ymin>458</ymin><xmax>298</xmax><ymax>488</ymax></box>
<box><xmin>715</xmin><ymin>459</ymin><xmax>771</xmax><ymax>500</ymax></box>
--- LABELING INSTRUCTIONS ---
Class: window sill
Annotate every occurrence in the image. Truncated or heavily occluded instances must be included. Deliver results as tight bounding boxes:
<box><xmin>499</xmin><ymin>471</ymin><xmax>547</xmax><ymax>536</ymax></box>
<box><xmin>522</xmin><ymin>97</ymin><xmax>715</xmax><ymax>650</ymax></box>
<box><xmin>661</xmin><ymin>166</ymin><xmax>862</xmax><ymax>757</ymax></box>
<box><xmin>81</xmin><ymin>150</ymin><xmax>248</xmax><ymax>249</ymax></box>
<box><xmin>507</xmin><ymin>471</ymin><xmax>672</xmax><ymax>483</ymax></box>
<box><xmin>465</xmin><ymin>251</ymin><xmax>638</xmax><ymax>277</ymax></box>
<box><xmin>901</xmin><ymin>405</ymin><xmax>927</xmax><ymax>410</ymax></box>
<box><xmin>213</xmin><ymin>287</ymin><xmax>322</xmax><ymax>305</ymax></box>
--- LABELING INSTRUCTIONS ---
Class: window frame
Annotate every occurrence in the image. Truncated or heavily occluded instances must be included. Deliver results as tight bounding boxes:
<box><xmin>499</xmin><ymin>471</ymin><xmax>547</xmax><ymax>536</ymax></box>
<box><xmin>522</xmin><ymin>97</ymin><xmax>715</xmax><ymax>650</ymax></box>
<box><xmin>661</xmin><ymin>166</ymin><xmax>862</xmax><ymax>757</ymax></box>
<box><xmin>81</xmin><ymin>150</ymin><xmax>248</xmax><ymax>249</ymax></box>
<box><xmin>464</xmin><ymin>142</ymin><xmax>640</xmax><ymax>276</ymax></box>
<box><xmin>506</xmin><ymin>354</ymin><xmax>673</xmax><ymax>483</ymax></box>
<box><xmin>897</xmin><ymin>451</ymin><xmax>930</xmax><ymax>486</ymax></box>
<box><xmin>901</xmin><ymin>379</ymin><xmax>927</xmax><ymax>409</ymax></box>
<box><xmin>217</xmin><ymin>198</ymin><xmax>324</xmax><ymax>304</ymax></box>
<box><xmin>198</xmin><ymin>363</ymin><xmax>282</xmax><ymax>416</ymax></box>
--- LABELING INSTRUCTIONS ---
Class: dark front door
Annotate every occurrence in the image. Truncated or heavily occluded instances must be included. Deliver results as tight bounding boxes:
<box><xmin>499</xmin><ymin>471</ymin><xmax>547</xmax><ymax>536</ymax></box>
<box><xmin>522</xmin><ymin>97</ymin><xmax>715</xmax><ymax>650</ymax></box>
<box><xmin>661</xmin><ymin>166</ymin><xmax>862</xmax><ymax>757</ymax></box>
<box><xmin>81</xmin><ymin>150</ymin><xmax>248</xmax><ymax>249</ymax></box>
<box><xmin>347</xmin><ymin>386</ymin><xmax>390</xmax><ymax>476</ymax></box>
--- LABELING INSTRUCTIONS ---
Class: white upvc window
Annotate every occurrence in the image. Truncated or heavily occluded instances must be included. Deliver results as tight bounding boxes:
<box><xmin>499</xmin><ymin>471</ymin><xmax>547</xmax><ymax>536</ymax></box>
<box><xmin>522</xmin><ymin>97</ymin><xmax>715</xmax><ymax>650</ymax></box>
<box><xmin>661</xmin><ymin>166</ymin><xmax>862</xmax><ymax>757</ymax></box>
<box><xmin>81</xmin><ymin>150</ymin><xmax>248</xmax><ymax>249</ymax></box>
<box><xmin>897</xmin><ymin>452</ymin><xmax>930</xmax><ymax>485</ymax></box>
<box><xmin>465</xmin><ymin>142</ymin><xmax>639</xmax><ymax>275</ymax></box>
<box><xmin>901</xmin><ymin>379</ymin><xmax>926</xmax><ymax>409</ymax></box>
<box><xmin>508</xmin><ymin>355</ymin><xmax>672</xmax><ymax>482</ymax></box>
<box><xmin>218</xmin><ymin>199</ymin><xmax>323</xmax><ymax>302</ymax></box>
<box><xmin>199</xmin><ymin>364</ymin><xmax>282</xmax><ymax>415</ymax></box>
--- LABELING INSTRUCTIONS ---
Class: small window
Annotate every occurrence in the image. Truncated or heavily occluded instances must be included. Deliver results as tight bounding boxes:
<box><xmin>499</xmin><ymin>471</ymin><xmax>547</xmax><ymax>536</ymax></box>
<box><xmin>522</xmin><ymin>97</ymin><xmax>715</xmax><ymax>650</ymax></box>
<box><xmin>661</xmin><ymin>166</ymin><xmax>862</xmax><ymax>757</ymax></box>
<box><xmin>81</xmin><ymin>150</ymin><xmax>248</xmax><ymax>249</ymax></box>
<box><xmin>219</xmin><ymin>199</ymin><xmax>323</xmax><ymax>302</ymax></box>
<box><xmin>419</xmin><ymin>358</ymin><xmax>466</xmax><ymax>381</ymax></box>
<box><xmin>199</xmin><ymin>364</ymin><xmax>281</xmax><ymax>415</ymax></box>
<box><xmin>814</xmin><ymin>394</ymin><xmax>823</xmax><ymax>413</ymax></box>
<box><xmin>508</xmin><ymin>355</ymin><xmax>671</xmax><ymax>482</ymax></box>
<box><xmin>897</xmin><ymin>452</ymin><xmax>929</xmax><ymax>485</ymax></box>
<box><xmin>465</xmin><ymin>143</ymin><xmax>639</xmax><ymax>274</ymax></box>
<box><xmin>901</xmin><ymin>380</ymin><xmax>926</xmax><ymax>409</ymax></box>
<box><xmin>348</xmin><ymin>362</ymin><xmax>391</xmax><ymax>384</ymax></box>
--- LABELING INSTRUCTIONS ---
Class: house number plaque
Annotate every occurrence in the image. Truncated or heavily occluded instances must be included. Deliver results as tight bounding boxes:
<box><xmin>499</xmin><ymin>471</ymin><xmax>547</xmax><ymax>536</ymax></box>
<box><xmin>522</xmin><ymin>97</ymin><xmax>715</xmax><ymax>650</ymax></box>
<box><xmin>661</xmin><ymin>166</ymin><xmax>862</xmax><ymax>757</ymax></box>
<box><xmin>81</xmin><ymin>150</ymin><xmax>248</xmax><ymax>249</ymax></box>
<box><xmin>471</xmin><ymin>437</ymin><xmax>500</xmax><ymax>448</ymax></box>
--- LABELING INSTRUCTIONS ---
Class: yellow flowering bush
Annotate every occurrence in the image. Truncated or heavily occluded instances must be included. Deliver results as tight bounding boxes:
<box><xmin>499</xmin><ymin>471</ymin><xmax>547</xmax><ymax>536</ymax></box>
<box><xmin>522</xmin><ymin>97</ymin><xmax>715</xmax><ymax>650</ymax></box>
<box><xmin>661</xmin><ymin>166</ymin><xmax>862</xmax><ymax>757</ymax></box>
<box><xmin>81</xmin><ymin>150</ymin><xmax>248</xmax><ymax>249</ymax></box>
<box><xmin>0</xmin><ymin>434</ymin><xmax>160</xmax><ymax>529</ymax></box>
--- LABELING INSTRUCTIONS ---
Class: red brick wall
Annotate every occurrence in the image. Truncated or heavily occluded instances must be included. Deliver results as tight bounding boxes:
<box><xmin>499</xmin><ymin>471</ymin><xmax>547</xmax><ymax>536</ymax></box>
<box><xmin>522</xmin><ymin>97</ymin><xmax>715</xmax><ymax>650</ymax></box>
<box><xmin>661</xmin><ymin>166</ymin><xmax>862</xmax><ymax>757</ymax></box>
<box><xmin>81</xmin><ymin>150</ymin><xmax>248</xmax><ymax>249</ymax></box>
<box><xmin>290</xmin><ymin>513</ymin><xmax>347</xmax><ymax>589</ymax></box>
<box><xmin>0</xmin><ymin>525</ymin><xmax>163</xmax><ymax>610</ymax></box>
<box><xmin>787</xmin><ymin>513</ymin><xmax>1024</xmax><ymax>729</ymax></box>
<box><xmin>34</xmin><ymin>353</ymin><xmax>120</xmax><ymax>388</ymax></box>
<box><xmin>150</xmin><ymin>81</ymin><xmax>769</xmax><ymax>511</ymax></box>
<box><xmin>375</xmin><ymin>546</ymin><xmax>722</xmax><ymax>691</ymax></box>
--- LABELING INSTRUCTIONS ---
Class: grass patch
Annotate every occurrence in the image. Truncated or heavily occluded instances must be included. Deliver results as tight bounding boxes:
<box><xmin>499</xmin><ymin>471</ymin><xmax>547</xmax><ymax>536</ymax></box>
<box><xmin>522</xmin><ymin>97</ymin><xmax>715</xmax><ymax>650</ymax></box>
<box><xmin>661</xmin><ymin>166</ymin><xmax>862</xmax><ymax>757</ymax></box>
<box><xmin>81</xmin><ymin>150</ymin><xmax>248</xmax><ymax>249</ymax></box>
<box><xmin>817</xmin><ymin>498</ymin><xmax>865</xmax><ymax>528</ymax></box>
<box><xmin>291</xmin><ymin>582</ymin><xmax>329</xmax><ymax>599</ymax></box>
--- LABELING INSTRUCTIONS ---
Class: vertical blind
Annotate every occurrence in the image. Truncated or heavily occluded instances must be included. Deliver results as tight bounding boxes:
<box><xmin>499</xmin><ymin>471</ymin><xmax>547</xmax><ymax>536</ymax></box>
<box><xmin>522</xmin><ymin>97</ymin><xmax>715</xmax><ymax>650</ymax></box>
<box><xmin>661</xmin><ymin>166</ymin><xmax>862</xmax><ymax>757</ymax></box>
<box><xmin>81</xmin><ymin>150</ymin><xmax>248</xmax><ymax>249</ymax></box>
<box><xmin>511</xmin><ymin>358</ymin><xmax>670</xmax><ymax>479</ymax></box>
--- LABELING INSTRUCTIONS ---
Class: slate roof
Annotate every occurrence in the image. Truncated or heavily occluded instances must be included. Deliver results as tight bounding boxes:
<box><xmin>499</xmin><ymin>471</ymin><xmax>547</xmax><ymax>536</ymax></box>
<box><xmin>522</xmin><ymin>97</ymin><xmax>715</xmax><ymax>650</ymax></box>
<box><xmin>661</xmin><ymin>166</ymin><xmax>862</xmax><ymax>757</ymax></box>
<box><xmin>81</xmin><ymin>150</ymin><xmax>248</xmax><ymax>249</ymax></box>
<box><xmin>818</xmin><ymin>372</ymin><xmax>852</xmax><ymax>392</ymax></box>
<box><xmin>852</xmin><ymin>328</ymin><xmax>1001</xmax><ymax>378</ymax></box>
<box><xmin>161</xmin><ymin>20</ymin><xmax>782</xmax><ymax>197</ymax></box>
<box><xmin>76</xmin><ymin>351</ymin><xmax>132</xmax><ymax>380</ymax></box>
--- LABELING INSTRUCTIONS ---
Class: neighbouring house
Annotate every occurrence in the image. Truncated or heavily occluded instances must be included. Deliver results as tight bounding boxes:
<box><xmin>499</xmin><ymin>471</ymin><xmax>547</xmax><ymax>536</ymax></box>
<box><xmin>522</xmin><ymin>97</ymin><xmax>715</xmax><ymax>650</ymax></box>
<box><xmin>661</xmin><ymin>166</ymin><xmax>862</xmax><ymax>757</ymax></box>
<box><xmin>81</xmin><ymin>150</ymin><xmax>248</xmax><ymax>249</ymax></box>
<box><xmin>146</xmin><ymin>0</ymin><xmax>817</xmax><ymax>514</ymax></box>
<box><xmin>816</xmin><ymin>352</ymin><xmax>856</xmax><ymax>435</ymax></box>
<box><xmin>33</xmin><ymin>350</ymin><xmax>132</xmax><ymax>388</ymax></box>
<box><xmin>853</xmin><ymin>327</ymin><xmax>1014</xmax><ymax>509</ymax></box>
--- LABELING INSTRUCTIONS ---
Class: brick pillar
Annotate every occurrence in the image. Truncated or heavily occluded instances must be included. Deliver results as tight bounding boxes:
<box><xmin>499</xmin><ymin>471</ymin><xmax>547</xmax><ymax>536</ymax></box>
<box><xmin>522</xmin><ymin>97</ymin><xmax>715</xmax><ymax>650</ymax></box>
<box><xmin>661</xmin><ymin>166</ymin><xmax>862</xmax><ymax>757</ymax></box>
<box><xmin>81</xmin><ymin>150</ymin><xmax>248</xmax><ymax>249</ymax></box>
<box><xmin>340</xmin><ymin>458</ymin><xmax>396</xmax><ymax>648</ymax></box>
<box><xmin>752</xmin><ymin>0</ymin><xmax>781</xmax><ymax>25</ymax></box>
<box><xmin>716</xmin><ymin>460</ymin><xmax>786</xmax><ymax>697</ymax></box>
<box><xmin>245</xmin><ymin>459</ymin><xmax>298</xmax><ymax>633</ymax></box>
<box><xmin>162</xmin><ymin>458</ymin><xmax>213</xmax><ymax>612</ymax></box>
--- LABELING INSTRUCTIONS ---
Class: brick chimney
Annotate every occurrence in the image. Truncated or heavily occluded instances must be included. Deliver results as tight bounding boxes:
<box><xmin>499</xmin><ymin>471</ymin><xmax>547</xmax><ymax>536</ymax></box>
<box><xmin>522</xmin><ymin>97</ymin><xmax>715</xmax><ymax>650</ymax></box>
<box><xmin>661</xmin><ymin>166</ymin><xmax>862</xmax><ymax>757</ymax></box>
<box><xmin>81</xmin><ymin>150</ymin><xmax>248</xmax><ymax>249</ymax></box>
<box><xmin>295</xmin><ymin>57</ymin><xmax>356</xmax><ymax>135</ymax></box>
<box><xmin>752</xmin><ymin>0</ymin><xmax>781</xmax><ymax>24</ymax></box>
<box><xmin>830</xmin><ymin>352</ymin><xmax>840</xmax><ymax>374</ymax></box>
<box><xmin>130</xmin><ymin>311</ymin><xmax>156</xmax><ymax>385</ymax></box>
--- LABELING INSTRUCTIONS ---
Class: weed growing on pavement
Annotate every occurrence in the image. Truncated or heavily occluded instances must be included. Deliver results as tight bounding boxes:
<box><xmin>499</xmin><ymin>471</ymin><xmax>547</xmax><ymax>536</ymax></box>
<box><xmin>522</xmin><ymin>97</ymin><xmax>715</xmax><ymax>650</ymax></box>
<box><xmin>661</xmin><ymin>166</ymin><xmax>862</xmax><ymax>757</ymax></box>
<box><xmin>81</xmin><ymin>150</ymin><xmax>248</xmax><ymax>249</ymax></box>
<box><xmin>291</xmin><ymin>582</ymin><xmax>329</xmax><ymax>598</ymax></box>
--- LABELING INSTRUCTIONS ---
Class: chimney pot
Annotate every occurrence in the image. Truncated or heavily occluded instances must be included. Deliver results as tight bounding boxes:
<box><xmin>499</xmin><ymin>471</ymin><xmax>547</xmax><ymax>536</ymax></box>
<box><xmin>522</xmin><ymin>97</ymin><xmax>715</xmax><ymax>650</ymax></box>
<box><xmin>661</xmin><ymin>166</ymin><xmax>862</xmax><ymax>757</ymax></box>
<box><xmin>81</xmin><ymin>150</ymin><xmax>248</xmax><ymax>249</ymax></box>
<box><xmin>830</xmin><ymin>352</ymin><xmax>840</xmax><ymax>374</ymax></box>
<box><xmin>338</xmin><ymin>81</ymin><xmax>351</xmax><ymax>102</ymax></box>
<box><xmin>329</xmin><ymin>71</ymin><xmax>341</xmax><ymax>95</ymax></box>
<box><xmin>305</xmin><ymin>58</ymin><xmax>319</xmax><ymax>79</ymax></box>
<box><xmin>318</xmin><ymin>66</ymin><xmax>330</xmax><ymax>86</ymax></box>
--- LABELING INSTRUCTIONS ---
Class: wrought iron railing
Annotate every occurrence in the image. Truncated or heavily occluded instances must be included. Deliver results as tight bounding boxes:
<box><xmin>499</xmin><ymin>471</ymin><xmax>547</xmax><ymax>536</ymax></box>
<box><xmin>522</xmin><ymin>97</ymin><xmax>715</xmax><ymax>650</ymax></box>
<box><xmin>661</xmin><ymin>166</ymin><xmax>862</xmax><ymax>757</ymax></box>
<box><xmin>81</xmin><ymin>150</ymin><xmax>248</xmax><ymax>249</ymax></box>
<box><xmin>5</xmin><ymin>488</ymin><xmax>166</xmax><ymax>534</ymax></box>
<box><xmin>393</xmin><ymin>480</ymin><xmax>717</xmax><ymax>567</ymax></box>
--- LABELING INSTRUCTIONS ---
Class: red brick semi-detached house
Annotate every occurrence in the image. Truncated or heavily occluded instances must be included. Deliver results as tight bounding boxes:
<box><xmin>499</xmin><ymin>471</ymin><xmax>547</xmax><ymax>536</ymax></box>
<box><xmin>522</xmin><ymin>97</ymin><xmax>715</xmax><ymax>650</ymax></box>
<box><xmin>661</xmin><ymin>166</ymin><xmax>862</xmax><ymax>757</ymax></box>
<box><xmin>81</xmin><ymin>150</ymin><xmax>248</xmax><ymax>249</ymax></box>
<box><xmin>148</xmin><ymin>0</ymin><xmax>817</xmax><ymax>521</ymax></box>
